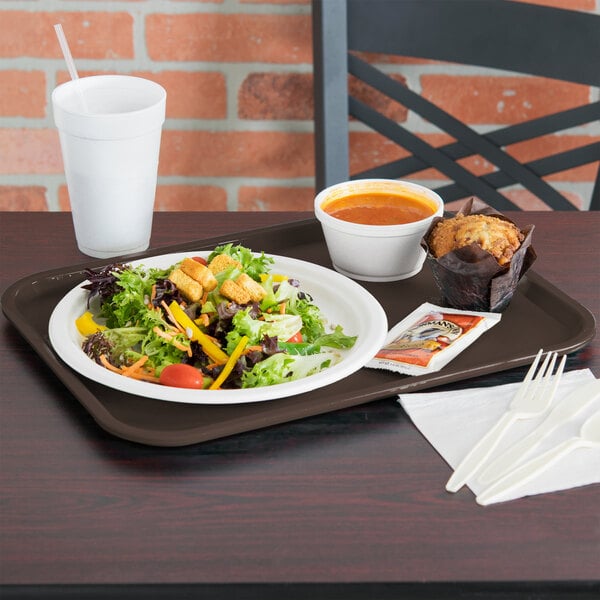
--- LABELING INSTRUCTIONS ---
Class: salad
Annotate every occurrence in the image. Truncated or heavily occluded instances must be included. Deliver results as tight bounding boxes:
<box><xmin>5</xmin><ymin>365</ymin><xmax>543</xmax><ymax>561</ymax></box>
<box><xmin>75</xmin><ymin>244</ymin><xmax>357</xmax><ymax>391</ymax></box>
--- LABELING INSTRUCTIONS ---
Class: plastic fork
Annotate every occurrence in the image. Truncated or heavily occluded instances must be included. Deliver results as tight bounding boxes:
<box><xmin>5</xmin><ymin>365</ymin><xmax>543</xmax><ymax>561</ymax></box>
<box><xmin>446</xmin><ymin>349</ymin><xmax>566</xmax><ymax>493</ymax></box>
<box><xmin>476</xmin><ymin>408</ymin><xmax>600</xmax><ymax>505</ymax></box>
<box><xmin>478</xmin><ymin>379</ymin><xmax>600</xmax><ymax>486</ymax></box>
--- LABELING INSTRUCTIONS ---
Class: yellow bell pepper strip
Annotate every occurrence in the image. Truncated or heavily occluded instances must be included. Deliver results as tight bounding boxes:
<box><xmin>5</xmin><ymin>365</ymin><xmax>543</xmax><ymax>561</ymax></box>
<box><xmin>75</xmin><ymin>311</ymin><xmax>107</xmax><ymax>336</ymax></box>
<box><xmin>209</xmin><ymin>335</ymin><xmax>249</xmax><ymax>390</ymax></box>
<box><xmin>260</xmin><ymin>273</ymin><xmax>288</xmax><ymax>283</ymax></box>
<box><xmin>168</xmin><ymin>301</ymin><xmax>229</xmax><ymax>364</ymax></box>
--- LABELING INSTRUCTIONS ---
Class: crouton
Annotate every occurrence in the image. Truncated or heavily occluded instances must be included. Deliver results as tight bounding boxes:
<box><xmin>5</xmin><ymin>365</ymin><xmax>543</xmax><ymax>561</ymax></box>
<box><xmin>208</xmin><ymin>254</ymin><xmax>243</xmax><ymax>275</ymax></box>
<box><xmin>168</xmin><ymin>268</ymin><xmax>203</xmax><ymax>303</ymax></box>
<box><xmin>180</xmin><ymin>257</ymin><xmax>218</xmax><ymax>292</ymax></box>
<box><xmin>236</xmin><ymin>273</ymin><xmax>267</xmax><ymax>302</ymax></box>
<box><xmin>219</xmin><ymin>279</ymin><xmax>251</xmax><ymax>304</ymax></box>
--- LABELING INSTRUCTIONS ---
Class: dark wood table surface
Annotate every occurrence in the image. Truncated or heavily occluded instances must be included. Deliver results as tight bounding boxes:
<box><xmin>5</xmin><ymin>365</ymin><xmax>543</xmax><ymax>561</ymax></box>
<box><xmin>1</xmin><ymin>211</ymin><xmax>599</xmax><ymax>600</ymax></box>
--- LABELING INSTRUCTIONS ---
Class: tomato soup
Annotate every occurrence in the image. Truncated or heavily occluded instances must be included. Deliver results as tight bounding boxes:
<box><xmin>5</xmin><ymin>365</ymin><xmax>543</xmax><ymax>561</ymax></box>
<box><xmin>323</xmin><ymin>191</ymin><xmax>436</xmax><ymax>225</ymax></box>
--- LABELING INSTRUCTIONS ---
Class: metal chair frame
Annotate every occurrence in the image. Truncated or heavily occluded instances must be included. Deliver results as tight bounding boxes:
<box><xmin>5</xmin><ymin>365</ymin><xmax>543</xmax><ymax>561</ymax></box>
<box><xmin>312</xmin><ymin>0</ymin><xmax>600</xmax><ymax>210</ymax></box>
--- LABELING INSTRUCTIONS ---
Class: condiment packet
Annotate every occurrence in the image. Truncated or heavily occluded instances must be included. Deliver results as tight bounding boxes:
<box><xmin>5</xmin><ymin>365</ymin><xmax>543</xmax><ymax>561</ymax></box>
<box><xmin>366</xmin><ymin>302</ymin><xmax>501</xmax><ymax>376</ymax></box>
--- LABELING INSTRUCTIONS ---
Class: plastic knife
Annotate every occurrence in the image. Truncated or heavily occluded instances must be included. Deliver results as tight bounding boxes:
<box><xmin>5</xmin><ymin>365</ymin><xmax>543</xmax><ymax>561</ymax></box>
<box><xmin>446</xmin><ymin>351</ymin><xmax>565</xmax><ymax>493</ymax></box>
<box><xmin>476</xmin><ymin>408</ymin><xmax>600</xmax><ymax>506</ymax></box>
<box><xmin>478</xmin><ymin>379</ymin><xmax>600</xmax><ymax>486</ymax></box>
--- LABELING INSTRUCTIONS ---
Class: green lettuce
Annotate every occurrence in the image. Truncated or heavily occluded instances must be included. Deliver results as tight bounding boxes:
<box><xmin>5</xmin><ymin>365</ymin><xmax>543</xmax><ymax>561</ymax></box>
<box><xmin>208</xmin><ymin>243</ymin><xmax>274</xmax><ymax>281</ymax></box>
<box><xmin>241</xmin><ymin>351</ymin><xmax>340</xmax><ymax>388</ymax></box>
<box><xmin>226</xmin><ymin>309</ymin><xmax>302</xmax><ymax>354</ymax></box>
<box><xmin>96</xmin><ymin>264</ymin><xmax>189</xmax><ymax>371</ymax></box>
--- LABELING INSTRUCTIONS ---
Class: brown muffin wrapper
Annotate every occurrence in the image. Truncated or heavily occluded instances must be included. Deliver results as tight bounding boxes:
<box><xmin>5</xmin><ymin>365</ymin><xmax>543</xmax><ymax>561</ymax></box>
<box><xmin>421</xmin><ymin>198</ymin><xmax>537</xmax><ymax>312</ymax></box>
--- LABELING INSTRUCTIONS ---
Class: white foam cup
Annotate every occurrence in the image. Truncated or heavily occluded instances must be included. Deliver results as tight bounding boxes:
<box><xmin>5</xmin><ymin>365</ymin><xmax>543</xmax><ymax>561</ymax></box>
<box><xmin>315</xmin><ymin>179</ymin><xmax>444</xmax><ymax>281</ymax></box>
<box><xmin>52</xmin><ymin>75</ymin><xmax>166</xmax><ymax>258</ymax></box>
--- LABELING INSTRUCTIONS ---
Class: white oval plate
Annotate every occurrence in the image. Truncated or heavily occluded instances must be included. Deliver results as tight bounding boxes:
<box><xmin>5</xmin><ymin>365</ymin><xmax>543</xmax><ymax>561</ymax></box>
<box><xmin>48</xmin><ymin>252</ymin><xmax>388</xmax><ymax>405</ymax></box>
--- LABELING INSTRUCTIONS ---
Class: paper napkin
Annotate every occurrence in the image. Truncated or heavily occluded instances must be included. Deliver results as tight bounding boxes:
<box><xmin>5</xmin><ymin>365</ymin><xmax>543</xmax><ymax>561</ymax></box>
<box><xmin>398</xmin><ymin>369</ymin><xmax>600</xmax><ymax>505</ymax></box>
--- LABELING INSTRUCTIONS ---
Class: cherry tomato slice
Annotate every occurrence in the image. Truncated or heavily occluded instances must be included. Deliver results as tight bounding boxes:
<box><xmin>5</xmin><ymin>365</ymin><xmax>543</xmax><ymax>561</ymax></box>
<box><xmin>192</xmin><ymin>256</ymin><xmax>208</xmax><ymax>266</ymax></box>
<box><xmin>286</xmin><ymin>331</ymin><xmax>303</xmax><ymax>344</ymax></box>
<box><xmin>159</xmin><ymin>364</ymin><xmax>204</xmax><ymax>389</ymax></box>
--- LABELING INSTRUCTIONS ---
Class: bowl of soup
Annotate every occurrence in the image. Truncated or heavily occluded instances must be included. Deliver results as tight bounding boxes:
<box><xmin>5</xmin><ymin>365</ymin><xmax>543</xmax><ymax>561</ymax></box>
<box><xmin>315</xmin><ymin>179</ymin><xmax>444</xmax><ymax>281</ymax></box>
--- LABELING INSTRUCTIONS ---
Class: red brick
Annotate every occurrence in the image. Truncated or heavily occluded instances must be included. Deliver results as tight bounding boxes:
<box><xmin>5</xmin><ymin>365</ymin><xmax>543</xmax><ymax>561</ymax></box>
<box><xmin>160</xmin><ymin>131</ymin><xmax>313</xmax><ymax>178</ymax></box>
<box><xmin>349</xmin><ymin>73</ymin><xmax>408</xmax><ymax>122</ymax></box>
<box><xmin>239</xmin><ymin>73</ymin><xmax>313</xmax><ymax>120</ymax></box>
<box><xmin>0</xmin><ymin>186</ymin><xmax>48</xmax><ymax>211</ymax></box>
<box><xmin>58</xmin><ymin>185</ymin><xmax>71</xmax><ymax>211</ymax></box>
<box><xmin>234</xmin><ymin>69</ymin><xmax>409</xmax><ymax>123</ymax></box>
<box><xmin>421</xmin><ymin>75</ymin><xmax>591</xmax><ymax>125</ymax></box>
<box><xmin>349</xmin><ymin>131</ymin><xmax>598</xmax><ymax>184</ymax></box>
<box><xmin>59</xmin><ymin>70</ymin><xmax>227</xmax><ymax>119</ymax></box>
<box><xmin>59</xmin><ymin>184</ymin><xmax>230</xmax><ymax>212</ymax></box>
<box><xmin>352</xmin><ymin>50</ymin><xmax>438</xmax><ymax>66</ymax></box>
<box><xmin>238</xmin><ymin>186</ymin><xmax>315</xmax><ymax>211</ymax></box>
<box><xmin>146</xmin><ymin>14</ymin><xmax>311</xmax><ymax>63</ymax></box>
<box><xmin>0</xmin><ymin>71</ymin><xmax>46</xmax><ymax>118</ymax></box>
<box><xmin>350</xmin><ymin>132</ymin><xmax>458</xmax><ymax>179</ymax></box>
<box><xmin>155</xmin><ymin>185</ymin><xmax>227</xmax><ymax>211</ymax></box>
<box><xmin>54</xmin><ymin>184</ymin><xmax>230</xmax><ymax>212</ymax></box>
<box><xmin>0</xmin><ymin>12</ymin><xmax>133</xmax><ymax>59</ymax></box>
<box><xmin>0</xmin><ymin>129</ymin><xmax>62</xmax><ymax>175</ymax></box>
<box><xmin>56</xmin><ymin>70</ymin><xmax>103</xmax><ymax>86</ymax></box>
<box><xmin>140</xmin><ymin>71</ymin><xmax>226</xmax><ymax>119</ymax></box>
<box><xmin>507</xmin><ymin>135</ymin><xmax>600</xmax><ymax>181</ymax></box>
<box><xmin>503</xmin><ymin>187</ymin><xmax>583</xmax><ymax>210</ymax></box>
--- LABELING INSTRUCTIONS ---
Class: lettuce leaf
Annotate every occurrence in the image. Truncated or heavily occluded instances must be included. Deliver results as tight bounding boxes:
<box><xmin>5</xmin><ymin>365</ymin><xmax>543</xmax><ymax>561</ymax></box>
<box><xmin>241</xmin><ymin>352</ymin><xmax>339</xmax><ymax>388</ymax></box>
<box><xmin>208</xmin><ymin>243</ymin><xmax>274</xmax><ymax>281</ymax></box>
<box><xmin>226</xmin><ymin>309</ymin><xmax>302</xmax><ymax>354</ymax></box>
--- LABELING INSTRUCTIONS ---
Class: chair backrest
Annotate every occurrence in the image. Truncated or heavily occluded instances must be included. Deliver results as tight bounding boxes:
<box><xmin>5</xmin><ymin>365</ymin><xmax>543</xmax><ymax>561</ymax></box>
<box><xmin>312</xmin><ymin>0</ymin><xmax>600</xmax><ymax>210</ymax></box>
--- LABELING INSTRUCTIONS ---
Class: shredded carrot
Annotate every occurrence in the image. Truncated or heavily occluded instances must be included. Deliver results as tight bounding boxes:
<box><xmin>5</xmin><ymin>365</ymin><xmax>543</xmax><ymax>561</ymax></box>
<box><xmin>99</xmin><ymin>354</ymin><xmax>122</xmax><ymax>374</ymax></box>
<box><xmin>153</xmin><ymin>326</ymin><xmax>174</xmax><ymax>341</ymax></box>
<box><xmin>127</xmin><ymin>371</ymin><xmax>160</xmax><ymax>383</ymax></box>
<box><xmin>153</xmin><ymin>326</ymin><xmax>192</xmax><ymax>356</ymax></box>
<box><xmin>279</xmin><ymin>301</ymin><xmax>287</xmax><ymax>315</ymax></box>
<box><xmin>121</xmin><ymin>355</ymin><xmax>149</xmax><ymax>377</ymax></box>
<box><xmin>195</xmin><ymin>313</ymin><xmax>210</xmax><ymax>328</ymax></box>
<box><xmin>244</xmin><ymin>345</ymin><xmax>263</xmax><ymax>353</ymax></box>
<box><xmin>173</xmin><ymin>339</ymin><xmax>192</xmax><ymax>355</ymax></box>
<box><xmin>162</xmin><ymin>300</ymin><xmax>186</xmax><ymax>333</ymax></box>
<box><xmin>168</xmin><ymin>301</ymin><xmax>229</xmax><ymax>364</ymax></box>
<box><xmin>98</xmin><ymin>354</ymin><xmax>160</xmax><ymax>383</ymax></box>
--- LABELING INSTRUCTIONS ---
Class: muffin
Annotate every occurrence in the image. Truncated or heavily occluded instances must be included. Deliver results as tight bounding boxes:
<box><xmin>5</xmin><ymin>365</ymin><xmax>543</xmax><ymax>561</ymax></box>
<box><xmin>422</xmin><ymin>198</ymin><xmax>536</xmax><ymax>312</ymax></box>
<box><xmin>428</xmin><ymin>213</ymin><xmax>524</xmax><ymax>267</ymax></box>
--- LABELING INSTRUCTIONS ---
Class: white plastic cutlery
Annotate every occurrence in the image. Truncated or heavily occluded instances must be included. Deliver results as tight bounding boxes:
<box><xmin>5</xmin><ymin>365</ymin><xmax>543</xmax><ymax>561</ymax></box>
<box><xmin>476</xmin><ymin>408</ymin><xmax>600</xmax><ymax>505</ymax></box>
<box><xmin>446</xmin><ymin>350</ymin><xmax>566</xmax><ymax>493</ymax></box>
<box><xmin>478</xmin><ymin>379</ymin><xmax>600</xmax><ymax>485</ymax></box>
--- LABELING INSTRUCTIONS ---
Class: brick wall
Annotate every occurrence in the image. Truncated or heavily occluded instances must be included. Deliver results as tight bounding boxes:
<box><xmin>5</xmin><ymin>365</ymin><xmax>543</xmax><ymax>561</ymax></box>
<box><xmin>0</xmin><ymin>0</ymin><xmax>598</xmax><ymax>212</ymax></box>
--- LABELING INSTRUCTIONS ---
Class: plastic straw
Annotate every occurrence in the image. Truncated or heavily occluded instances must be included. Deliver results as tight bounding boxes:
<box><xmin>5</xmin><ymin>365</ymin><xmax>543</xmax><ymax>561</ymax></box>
<box><xmin>54</xmin><ymin>23</ymin><xmax>89</xmax><ymax>112</ymax></box>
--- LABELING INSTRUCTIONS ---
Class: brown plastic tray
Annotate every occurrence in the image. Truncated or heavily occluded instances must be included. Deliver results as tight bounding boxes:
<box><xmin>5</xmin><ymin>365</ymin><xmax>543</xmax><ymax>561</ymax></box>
<box><xmin>2</xmin><ymin>219</ymin><xmax>596</xmax><ymax>446</ymax></box>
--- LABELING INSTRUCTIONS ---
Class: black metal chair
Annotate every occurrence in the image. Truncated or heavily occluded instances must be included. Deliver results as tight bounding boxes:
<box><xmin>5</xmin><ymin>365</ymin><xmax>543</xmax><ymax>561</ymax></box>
<box><xmin>312</xmin><ymin>0</ymin><xmax>600</xmax><ymax>210</ymax></box>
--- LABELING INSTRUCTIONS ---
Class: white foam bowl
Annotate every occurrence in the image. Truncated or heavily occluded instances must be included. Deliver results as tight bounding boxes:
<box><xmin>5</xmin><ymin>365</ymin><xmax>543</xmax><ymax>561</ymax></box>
<box><xmin>315</xmin><ymin>179</ymin><xmax>444</xmax><ymax>282</ymax></box>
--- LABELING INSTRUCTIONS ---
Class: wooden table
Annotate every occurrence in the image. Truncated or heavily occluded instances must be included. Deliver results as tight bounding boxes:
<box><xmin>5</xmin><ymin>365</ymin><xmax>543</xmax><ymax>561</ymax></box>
<box><xmin>1</xmin><ymin>211</ymin><xmax>599</xmax><ymax>599</ymax></box>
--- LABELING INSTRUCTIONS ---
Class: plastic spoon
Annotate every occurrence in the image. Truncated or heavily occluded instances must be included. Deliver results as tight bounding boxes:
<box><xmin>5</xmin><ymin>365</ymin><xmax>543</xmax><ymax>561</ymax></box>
<box><xmin>446</xmin><ymin>351</ymin><xmax>565</xmax><ymax>492</ymax></box>
<box><xmin>478</xmin><ymin>379</ymin><xmax>600</xmax><ymax>485</ymax></box>
<box><xmin>476</xmin><ymin>408</ymin><xmax>600</xmax><ymax>505</ymax></box>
